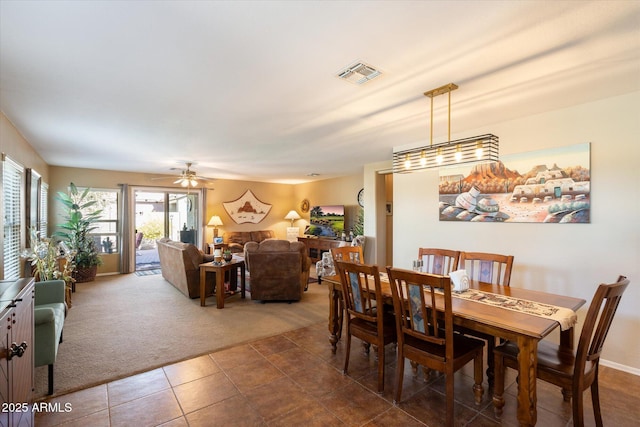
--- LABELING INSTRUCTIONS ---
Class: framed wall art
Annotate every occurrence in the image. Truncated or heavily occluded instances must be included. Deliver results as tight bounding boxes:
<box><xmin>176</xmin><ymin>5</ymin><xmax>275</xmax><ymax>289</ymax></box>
<box><xmin>223</xmin><ymin>189</ymin><xmax>272</xmax><ymax>224</ymax></box>
<box><xmin>438</xmin><ymin>143</ymin><xmax>590</xmax><ymax>223</ymax></box>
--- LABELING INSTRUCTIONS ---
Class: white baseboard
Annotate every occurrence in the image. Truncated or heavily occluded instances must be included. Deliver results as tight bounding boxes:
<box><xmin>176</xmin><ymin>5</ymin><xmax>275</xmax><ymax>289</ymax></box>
<box><xmin>600</xmin><ymin>359</ymin><xmax>640</xmax><ymax>376</ymax></box>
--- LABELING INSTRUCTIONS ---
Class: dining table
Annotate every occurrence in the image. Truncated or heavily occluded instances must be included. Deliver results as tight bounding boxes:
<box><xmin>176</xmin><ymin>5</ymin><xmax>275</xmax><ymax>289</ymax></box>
<box><xmin>322</xmin><ymin>272</ymin><xmax>586</xmax><ymax>427</ymax></box>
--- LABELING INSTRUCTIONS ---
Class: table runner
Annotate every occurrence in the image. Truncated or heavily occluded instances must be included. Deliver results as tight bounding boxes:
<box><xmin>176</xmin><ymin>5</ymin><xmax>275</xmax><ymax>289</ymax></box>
<box><xmin>379</xmin><ymin>272</ymin><xmax>577</xmax><ymax>330</ymax></box>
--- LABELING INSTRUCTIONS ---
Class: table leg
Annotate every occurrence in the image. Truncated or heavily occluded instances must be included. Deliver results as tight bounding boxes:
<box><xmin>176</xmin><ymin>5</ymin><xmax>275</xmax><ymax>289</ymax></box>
<box><xmin>240</xmin><ymin>264</ymin><xmax>246</xmax><ymax>299</ymax></box>
<box><xmin>516</xmin><ymin>336</ymin><xmax>538</xmax><ymax>427</ymax></box>
<box><xmin>216</xmin><ymin>271</ymin><xmax>224</xmax><ymax>309</ymax></box>
<box><xmin>328</xmin><ymin>281</ymin><xmax>340</xmax><ymax>354</ymax></box>
<box><xmin>560</xmin><ymin>327</ymin><xmax>575</xmax><ymax>401</ymax></box>
<box><xmin>200</xmin><ymin>268</ymin><xmax>206</xmax><ymax>307</ymax></box>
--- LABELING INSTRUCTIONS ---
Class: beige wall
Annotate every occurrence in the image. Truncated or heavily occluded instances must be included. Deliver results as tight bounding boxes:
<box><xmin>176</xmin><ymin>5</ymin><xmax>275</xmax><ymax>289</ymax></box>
<box><xmin>385</xmin><ymin>91</ymin><xmax>640</xmax><ymax>372</ymax></box>
<box><xmin>47</xmin><ymin>167</ymin><xmax>363</xmax><ymax>274</ymax></box>
<box><xmin>0</xmin><ymin>113</ymin><xmax>49</xmax><ymax>181</ymax></box>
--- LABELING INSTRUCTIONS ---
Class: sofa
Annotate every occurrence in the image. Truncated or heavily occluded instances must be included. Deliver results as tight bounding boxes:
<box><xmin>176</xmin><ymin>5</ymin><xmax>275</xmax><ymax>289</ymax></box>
<box><xmin>223</xmin><ymin>230</ymin><xmax>275</xmax><ymax>253</ymax></box>
<box><xmin>156</xmin><ymin>238</ymin><xmax>215</xmax><ymax>298</ymax></box>
<box><xmin>244</xmin><ymin>239</ymin><xmax>311</xmax><ymax>302</ymax></box>
<box><xmin>34</xmin><ymin>279</ymin><xmax>66</xmax><ymax>395</ymax></box>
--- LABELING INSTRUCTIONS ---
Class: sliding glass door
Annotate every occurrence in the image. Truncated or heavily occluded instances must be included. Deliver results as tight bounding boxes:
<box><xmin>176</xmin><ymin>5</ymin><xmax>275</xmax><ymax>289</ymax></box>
<box><xmin>134</xmin><ymin>189</ymin><xmax>199</xmax><ymax>271</ymax></box>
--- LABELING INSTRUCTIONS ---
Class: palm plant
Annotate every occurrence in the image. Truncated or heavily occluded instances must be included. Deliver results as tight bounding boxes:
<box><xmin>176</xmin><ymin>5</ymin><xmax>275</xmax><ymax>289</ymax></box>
<box><xmin>54</xmin><ymin>183</ymin><xmax>103</xmax><ymax>271</ymax></box>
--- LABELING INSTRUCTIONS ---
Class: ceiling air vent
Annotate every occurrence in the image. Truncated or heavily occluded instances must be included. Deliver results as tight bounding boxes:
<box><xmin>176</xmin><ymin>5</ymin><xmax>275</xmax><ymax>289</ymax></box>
<box><xmin>337</xmin><ymin>62</ymin><xmax>381</xmax><ymax>85</ymax></box>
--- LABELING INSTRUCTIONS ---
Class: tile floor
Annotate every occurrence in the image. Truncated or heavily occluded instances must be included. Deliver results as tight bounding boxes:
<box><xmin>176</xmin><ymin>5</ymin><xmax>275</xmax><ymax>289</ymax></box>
<box><xmin>36</xmin><ymin>321</ymin><xmax>639</xmax><ymax>427</ymax></box>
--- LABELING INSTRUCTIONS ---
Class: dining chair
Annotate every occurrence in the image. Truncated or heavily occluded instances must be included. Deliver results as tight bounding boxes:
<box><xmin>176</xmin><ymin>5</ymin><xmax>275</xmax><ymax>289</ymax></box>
<box><xmin>457</xmin><ymin>251</ymin><xmax>514</xmax><ymax>387</ymax></box>
<box><xmin>335</xmin><ymin>260</ymin><xmax>396</xmax><ymax>393</ymax></box>
<box><xmin>386</xmin><ymin>267</ymin><xmax>484</xmax><ymax>425</ymax></box>
<box><xmin>493</xmin><ymin>275</ymin><xmax>629</xmax><ymax>426</ymax></box>
<box><xmin>331</xmin><ymin>245</ymin><xmax>364</xmax><ymax>264</ymax></box>
<box><xmin>417</xmin><ymin>248</ymin><xmax>460</xmax><ymax>275</ymax></box>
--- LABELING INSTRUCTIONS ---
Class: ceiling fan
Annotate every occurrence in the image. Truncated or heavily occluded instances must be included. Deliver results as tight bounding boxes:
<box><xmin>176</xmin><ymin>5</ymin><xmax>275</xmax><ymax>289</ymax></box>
<box><xmin>153</xmin><ymin>162</ymin><xmax>215</xmax><ymax>188</ymax></box>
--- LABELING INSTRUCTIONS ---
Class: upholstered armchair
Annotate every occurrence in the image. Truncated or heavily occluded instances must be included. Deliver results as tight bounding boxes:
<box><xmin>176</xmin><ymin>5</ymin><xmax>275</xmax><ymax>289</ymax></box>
<box><xmin>244</xmin><ymin>239</ymin><xmax>311</xmax><ymax>302</ymax></box>
<box><xmin>315</xmin><ymin>235</ymin><xmax>366</xmax><ymax>281</ymax></box>
<box><xmin>34</xmin><ymin>279</ymin><xmax>67</xmax><ymax>395</ymax></box>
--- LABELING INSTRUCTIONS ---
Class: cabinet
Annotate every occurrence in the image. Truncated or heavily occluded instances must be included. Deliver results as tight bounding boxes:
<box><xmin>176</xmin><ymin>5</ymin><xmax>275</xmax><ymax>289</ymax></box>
<box><xmin>0</xmin><ymin>278</ymin><xmax>35</xmax><ymax>427</ymax></box>
<box><xmin>297</xmin><ymin>237</ymin><xmax>342</xmax><ymax>264</ymax></box>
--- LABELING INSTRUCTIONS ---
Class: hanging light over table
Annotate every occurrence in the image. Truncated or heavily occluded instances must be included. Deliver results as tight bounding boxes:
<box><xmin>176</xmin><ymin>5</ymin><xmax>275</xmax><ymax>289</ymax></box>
<box><xmin>393</xmin><ymin>83</ymin><xmax>499</xmax><ymax>172</ymax></box>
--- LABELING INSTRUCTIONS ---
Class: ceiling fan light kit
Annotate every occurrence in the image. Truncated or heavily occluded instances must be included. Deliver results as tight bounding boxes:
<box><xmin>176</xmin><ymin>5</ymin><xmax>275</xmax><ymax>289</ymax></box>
<box><xmin>393</xmin><ymin>83</ymin><xmax>499</xmax><ymax>173</ymax></box>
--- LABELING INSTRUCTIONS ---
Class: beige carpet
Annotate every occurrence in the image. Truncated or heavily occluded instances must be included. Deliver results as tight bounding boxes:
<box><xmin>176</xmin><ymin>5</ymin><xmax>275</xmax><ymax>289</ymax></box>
<box><xmin>34</xmin><ymin>271</ymin><xmax>327</xmax><ymax>399</ymax></box>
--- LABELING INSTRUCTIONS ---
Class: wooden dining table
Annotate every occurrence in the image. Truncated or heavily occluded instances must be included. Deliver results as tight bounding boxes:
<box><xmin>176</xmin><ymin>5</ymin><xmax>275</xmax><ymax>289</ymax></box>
<box><xmin>323</xmin><ymin>273</ymin><xmax>586</xmax><ymax>427</ymax></box>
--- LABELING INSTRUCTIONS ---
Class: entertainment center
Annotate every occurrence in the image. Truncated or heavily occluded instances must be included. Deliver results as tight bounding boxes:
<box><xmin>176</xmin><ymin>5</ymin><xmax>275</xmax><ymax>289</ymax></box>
<box><xmin>297</xmin><ymin>236</ymin><xmax>342</xmax><ymax>264</ymax></box>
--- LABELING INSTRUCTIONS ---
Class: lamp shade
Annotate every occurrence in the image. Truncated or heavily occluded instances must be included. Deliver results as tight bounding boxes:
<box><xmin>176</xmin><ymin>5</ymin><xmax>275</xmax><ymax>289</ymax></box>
<box><xmin>207</xmin><ymin>215</ymin><xmax>223</xmax><ymax>227</ymax></box>
<box><xmin>284</xmin><ymin>210</ymin><xmax>301</xmax><ymax>221</ymax></box>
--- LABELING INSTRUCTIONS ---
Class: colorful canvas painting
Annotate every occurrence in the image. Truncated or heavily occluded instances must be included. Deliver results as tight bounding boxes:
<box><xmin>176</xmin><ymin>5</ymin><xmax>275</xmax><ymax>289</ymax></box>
<box><xmin>438</xmin><ymin>143</ymin><xmax>590</xmax><ymax>223</ymax></box>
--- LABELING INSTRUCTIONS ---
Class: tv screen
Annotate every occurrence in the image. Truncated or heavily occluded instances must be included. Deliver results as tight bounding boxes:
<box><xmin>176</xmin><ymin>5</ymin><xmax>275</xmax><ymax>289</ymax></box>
<box><xmin>305</xmin><ymin>205</ymin><xmax>345</xmax><ymax>238</ymax></box>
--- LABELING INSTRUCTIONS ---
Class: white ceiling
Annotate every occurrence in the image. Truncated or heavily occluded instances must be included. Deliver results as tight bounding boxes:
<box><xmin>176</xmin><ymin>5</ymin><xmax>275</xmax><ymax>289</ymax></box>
<box><xmin>1</xmin><ymin>1</ymin><xmax>639</xmax><ymax>184</ymax></box>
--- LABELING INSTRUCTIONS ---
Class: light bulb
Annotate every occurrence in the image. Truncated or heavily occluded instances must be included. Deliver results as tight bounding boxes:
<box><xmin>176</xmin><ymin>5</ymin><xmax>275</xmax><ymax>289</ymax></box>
<box><xmin>181</xmin><ymin>180</ymin><xmax>188</xmax><ymax>187</ymax></box>
<box><xmin>436</xmin><ymin>148</ymin><xmax>443</xmax><ymax>165</ymax></box>
<box><xmin>455</xmin><ymin>144</ymin><xmax>462</xmax><ymax>162</ymax></box>
<box><xmin>420</xmin><ymin>150</ymin><xmax>427</xmax><ymax>167</ymax></box>
<box><xmin>404</xmin><ymin>154</ymin><xmax>411</xmax><ymax>169</ymax></box>
<box><xmin>475</xmin><ymin>141</ymin><xmax>483</xmax><ymax>159</ymax></box>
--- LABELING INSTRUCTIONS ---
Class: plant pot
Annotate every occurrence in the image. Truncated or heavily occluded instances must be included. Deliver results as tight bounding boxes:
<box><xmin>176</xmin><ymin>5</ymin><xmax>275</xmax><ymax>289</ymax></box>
<box><xmin>222</xmin><ymin>253</ymin><xmax>233</xmax><ymax>262</ymax></box>
<box><xmin>73</xmin><ymin>265</ymin><xmax>98</xmax><ymax>283</ymax></box>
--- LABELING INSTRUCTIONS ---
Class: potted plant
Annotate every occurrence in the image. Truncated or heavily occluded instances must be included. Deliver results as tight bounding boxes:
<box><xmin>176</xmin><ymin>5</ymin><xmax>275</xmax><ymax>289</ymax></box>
<box><xmin>54</xmin><ymin>182</ymin><xmax>103</xmax><ymax>283</ymax></box>
<box><xmin>222</xmin><ymin>249</ymin><xmax>233</xmax><ymax>262</ymax></box>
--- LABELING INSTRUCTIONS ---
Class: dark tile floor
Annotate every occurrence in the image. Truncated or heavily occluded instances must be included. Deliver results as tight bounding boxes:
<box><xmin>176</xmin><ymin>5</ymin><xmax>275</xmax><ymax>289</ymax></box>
<box><xmin>36</xmin><ymin>321</ymin><xmax>639</xmax><ymax>426</ymax></box>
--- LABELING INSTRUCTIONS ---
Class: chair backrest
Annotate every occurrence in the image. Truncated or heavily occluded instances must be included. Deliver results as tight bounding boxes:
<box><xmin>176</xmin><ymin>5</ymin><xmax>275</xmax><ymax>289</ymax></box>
<box><xmin>335</xmin><ymin>260</ymin><xmax>383</xmax><ymax>327</ymax></box>
<box><xmin>575</xmin><ymin>275</ymin><xmax>629</xmax><ymax>377</ymax></box>
<box><xmin>331</xmin><ymin>246</ymin><xmax>364</xmax><ymax>264</ymax></box>
<box><xmin>417</xmin><ymin>248</ymin><xmax>460</xmax><ymax>275</ymax></box>
<box><xmin>459</xmin><ymin>251</ymin><xmax>514</xmax><ymax>286</ymax></box>
<box><xmin>386</xmin><ymin>267</ymin><xmax>453</xmax><ymax>359</ymax></box>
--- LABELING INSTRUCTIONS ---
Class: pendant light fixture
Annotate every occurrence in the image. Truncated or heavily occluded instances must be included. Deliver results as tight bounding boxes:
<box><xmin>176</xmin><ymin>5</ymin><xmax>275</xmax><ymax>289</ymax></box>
<box><xmin>393</xmin><ymin>83</ymin><xmax>499</xmax><ymax>172</ymax></box>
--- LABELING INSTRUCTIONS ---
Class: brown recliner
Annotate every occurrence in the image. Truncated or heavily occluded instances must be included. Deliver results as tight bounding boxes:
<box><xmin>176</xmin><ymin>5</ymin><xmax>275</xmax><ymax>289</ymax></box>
<box><xmin>244</xmin><ymin>240</ymin><xmax>311</xmax><ymax>302</ymax></box>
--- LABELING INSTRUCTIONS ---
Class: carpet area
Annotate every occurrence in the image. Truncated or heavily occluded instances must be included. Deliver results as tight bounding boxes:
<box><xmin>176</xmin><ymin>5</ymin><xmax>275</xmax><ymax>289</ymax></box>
<box><xmin>34</xmin><ymin>270</ymin><xmax>328</xmax><ymax>399</ymax></box>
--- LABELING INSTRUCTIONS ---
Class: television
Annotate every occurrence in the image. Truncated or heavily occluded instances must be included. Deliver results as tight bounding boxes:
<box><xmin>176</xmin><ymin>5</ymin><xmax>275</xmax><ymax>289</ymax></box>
<box><xmin>305</xmin><ymin>205</ymin><xmax>345</xmax><ymax>238</ymax></box>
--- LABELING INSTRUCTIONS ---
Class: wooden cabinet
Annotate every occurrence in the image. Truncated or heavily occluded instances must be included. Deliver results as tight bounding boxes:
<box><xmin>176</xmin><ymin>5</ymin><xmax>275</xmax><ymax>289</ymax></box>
<box><xmin>0</xmin><ymin>278</ymin><xmax>35</xmax><ymax>427</ymax></box>
<box><xmin>297</xmin><ymin>237</ymin><xmax>342</xmax><ymax>264</ymax></box>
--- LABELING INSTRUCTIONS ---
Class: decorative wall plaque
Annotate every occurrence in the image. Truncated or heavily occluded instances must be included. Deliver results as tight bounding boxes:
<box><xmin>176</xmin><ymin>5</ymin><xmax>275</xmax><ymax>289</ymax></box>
<box><xmin>223</xmin><ymin>189</ymin><xmax>272</xmax><ymax>224</ymax></box>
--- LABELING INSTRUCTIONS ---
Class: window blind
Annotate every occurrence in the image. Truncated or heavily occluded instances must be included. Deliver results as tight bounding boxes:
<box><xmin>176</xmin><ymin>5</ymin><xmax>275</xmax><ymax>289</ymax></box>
<box><xmin>2</xmin><ymin>155</ymin><xmax>24</xmax><ymax>279</ymax></box>
<box><xmin>40</xmin><ymin>181</ymin><xmax>48</xmax><ymax>237</ymax></box>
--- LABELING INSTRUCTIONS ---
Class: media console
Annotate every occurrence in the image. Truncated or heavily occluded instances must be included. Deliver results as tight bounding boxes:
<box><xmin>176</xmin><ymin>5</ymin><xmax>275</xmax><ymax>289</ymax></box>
<box><xmin>297</xmin><ymin>236</ymin><xmax>342</xmax><ymax>264</ymax></box>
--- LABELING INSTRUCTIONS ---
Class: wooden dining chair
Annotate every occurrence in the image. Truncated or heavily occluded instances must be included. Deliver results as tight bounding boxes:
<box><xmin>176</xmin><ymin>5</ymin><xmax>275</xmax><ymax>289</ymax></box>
<box><xmin>458</xmin><ymin>251</ymin><xmax>514</xmax><ymax>286</ymax></box>
<box><xmin>386</xmin><ymin>267</ymin><xmax>484</xmax><ymax>425</ymax></box>
<box><xmin>335</xmin><ymin>260</ymin><xmax>396</xmax><ymax>393</ymax></box>
<box><xmin>493</xmin><ymin>275</ymin><xmax>629</xmax><ymax>426</ymax></box>
<box><xmin>417</xmin><ymin>248</ymin><xmax>460</xmax><ymax>275</ymax></box>
<box><xmin>457</xmin><ymin>251</ymin><xmax>514</xmax><ymax>387</ymax></box>
<box><xmin>331</xmin><ymin>245</ymin><xmax>364</xmax><ymax>264</ymax></box>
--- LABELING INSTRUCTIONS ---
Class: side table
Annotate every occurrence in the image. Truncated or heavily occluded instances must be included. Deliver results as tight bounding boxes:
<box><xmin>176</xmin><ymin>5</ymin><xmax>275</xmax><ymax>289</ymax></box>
<box><xmin>208</xmin><ymin>242</ymin><xmax>229</xmax><ymax>255</ymax></box>
<box><xmin>199</xmin><ymin>259</ymin><xmax>246</xmax><ymax>308</ymax></box>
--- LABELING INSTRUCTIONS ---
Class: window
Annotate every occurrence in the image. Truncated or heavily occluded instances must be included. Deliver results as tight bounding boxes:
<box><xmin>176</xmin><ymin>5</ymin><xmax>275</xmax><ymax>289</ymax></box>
<box><xmin>2</xmin><ymin>155</ymin><xmax>24</xmax><ymax>279</ymax></box>
<box><xmin>40</xmin><ymin>181</ymin><xmax>48</xmax><ymax>237</ymax></box>
<box><xmin>83</xmin><ymin>189</ymin><xmax>120</xmax><ymax>254</ymax></box>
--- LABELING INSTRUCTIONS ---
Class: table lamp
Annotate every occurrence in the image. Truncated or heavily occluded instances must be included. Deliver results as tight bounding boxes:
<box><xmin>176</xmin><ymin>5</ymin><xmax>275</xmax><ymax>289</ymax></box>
<box><xmin>207</xmin><ymin>215</ymin><xmax>223</xmax><ymax>239</ymax></box>
<box><xmin>284</xmin><ymin>210</ymin><xmax>301</xmax><ymax>226</ymax></box>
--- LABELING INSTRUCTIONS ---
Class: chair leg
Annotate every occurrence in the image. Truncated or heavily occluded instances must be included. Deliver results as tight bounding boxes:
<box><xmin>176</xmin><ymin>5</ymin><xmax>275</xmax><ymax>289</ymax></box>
<box><xmin>377</xmin><ymin>342</ymin><xmax>385</xmax><ymax>394</ymax></box>
<box><xmin>591</xmin><ymin>368</ymin><xmax>603</xmax><ymax>427</ymax></box>
<box><xmin>446</xmin><ymin>372</ymin><xmax>454</xmax><ymax>427</ymax></box>
<box><xmin>47</xmin><ymin>364</ymin><xmax>54</xmax><ymax>395</ymax></box>
<box><xmin>473</xmin><ymin>354</ymin><xmax>484</xmax><ymax>405</ymax></box>
<box><xmin>343</xmin><ymin>326</ymin><xmax>352</xmax><ymax>375</ymax></box>
<box><xmin>393</xmin><ymin>350</ymin><xmax>405</xmax><ymax>405</ymax></box>
<box><xmin>572</xmin><ymin>382</ymin><xmax>585</xmax><ymax>427</ymax></box>
<box><xmin>493</xmin><ymin>351</ymin><xmax>506</xmax><ymax>418</ymax></box>
<box><xmin>486</xmin><ymin>338</ymin><xmax>495</xmax><ymax>390</ymax></box>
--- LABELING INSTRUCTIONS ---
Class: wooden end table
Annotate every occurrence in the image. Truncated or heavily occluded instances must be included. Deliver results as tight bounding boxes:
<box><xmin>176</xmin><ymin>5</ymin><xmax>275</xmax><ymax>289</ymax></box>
<box><xmin>199</xmin><ymin>259</ymin><xmax>246</xmax><ymax>308</ymax></box>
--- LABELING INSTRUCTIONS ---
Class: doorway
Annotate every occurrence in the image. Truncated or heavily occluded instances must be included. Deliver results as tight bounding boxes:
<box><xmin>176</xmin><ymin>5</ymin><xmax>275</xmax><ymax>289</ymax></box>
<box><xmin>134</xmin><ymin>189</ymin><xmax>200</xmax><ymax>271</ymax></box>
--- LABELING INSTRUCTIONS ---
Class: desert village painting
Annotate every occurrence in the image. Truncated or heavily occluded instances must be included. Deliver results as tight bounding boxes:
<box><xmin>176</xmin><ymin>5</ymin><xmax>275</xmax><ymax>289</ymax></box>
<box><xmin>438</xmin><ymin>143</ymin><xmax>590</xmax><ymax>223</ymax></box>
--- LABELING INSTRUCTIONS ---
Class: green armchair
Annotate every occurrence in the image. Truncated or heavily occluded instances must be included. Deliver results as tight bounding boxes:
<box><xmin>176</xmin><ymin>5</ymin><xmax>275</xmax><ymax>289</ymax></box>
<box><xmin>34</xmin><ymin>280</ymin><xmax>67</xmax><ymax>395</ymax></box>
